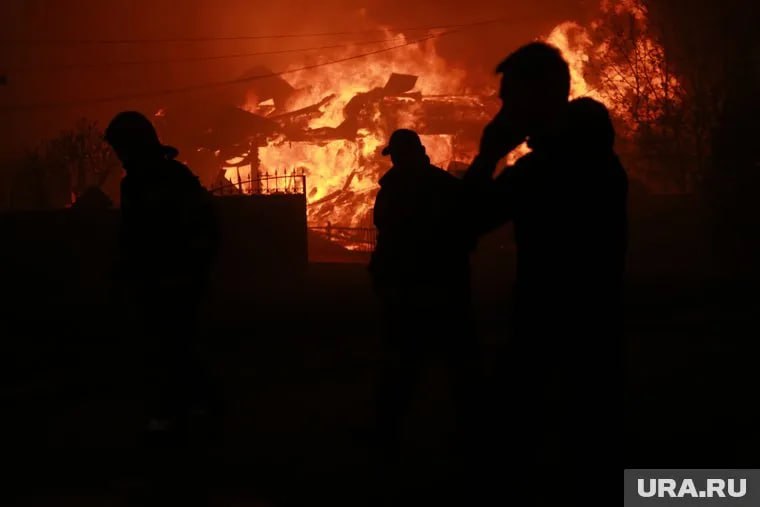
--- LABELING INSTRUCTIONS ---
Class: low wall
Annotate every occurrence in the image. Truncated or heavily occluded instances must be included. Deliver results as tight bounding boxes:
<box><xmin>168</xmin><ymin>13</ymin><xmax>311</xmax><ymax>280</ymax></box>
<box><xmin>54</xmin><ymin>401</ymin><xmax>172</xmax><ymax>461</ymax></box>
<box><xmin>0</xmin><ymin>194</ymin><xmax>308</xmax><ymax>335</ymax></box>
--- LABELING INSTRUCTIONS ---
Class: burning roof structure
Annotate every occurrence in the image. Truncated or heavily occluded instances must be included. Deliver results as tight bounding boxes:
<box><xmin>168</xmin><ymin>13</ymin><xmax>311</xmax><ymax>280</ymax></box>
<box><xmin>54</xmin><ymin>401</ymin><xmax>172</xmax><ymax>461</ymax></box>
<box><xmin>157</xmin><ymin>69</ymin><xmax>498</xmax><ymax>228</ymax></box>
<box><xmin>153</xmin><ymin>0</ymin><xmax>685</xmax><ymax>229</ymax></box>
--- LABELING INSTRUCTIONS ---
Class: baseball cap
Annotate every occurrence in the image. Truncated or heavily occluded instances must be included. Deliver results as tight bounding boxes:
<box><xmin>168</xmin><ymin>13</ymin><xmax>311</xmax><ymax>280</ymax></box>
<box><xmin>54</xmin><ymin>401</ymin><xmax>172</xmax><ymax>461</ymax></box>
<box><xmin>381</xmin><ymin>128</ymin><xmax>424</xmax><ymax>156</ymax></box>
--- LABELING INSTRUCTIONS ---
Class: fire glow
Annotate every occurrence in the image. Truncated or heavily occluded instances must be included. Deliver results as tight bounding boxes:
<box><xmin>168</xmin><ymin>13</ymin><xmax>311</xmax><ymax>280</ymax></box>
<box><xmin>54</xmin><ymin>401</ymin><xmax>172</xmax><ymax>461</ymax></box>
<box><xmin>220</xmin><ymin>0</ymin><xmax>681</xmax><ymax>229</ymax></box>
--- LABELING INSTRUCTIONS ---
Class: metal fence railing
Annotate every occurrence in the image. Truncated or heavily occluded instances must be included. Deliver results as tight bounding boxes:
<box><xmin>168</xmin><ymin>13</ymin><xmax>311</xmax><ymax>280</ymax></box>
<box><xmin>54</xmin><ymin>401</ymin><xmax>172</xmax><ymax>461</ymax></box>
<box><xmin>211</xmin><ymin>171</ymin><xmax>306</xmax><ymax>196</ymax></box>
<box><xmin>210</xmin><ymin>171</ymin><xmax>377</xmax><ymax>252</ymax></box>
<box><xmin>309</xmin><ymin>225</ymin><xmax>377</xmax><ymax>252</ymax></box>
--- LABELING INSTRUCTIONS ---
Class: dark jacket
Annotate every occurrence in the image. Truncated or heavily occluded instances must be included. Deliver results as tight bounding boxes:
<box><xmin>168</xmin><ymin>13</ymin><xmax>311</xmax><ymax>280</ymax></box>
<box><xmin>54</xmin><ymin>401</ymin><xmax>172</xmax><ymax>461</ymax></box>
<box><xmin>120</xmin><ymin>155</ymin><xmax>217</xmax><ymax>287</ymax></box>
<box><xmin>467</xmin><ymin>98</ymin><xmax>628</xmax><ymax>347</ymax></box>
<box><xmin>465</xmin><ymin>98</ymin><xmax>627</xmax><ymax>474</ymax></box>
<box><xmin>370</xmin><ymin>158</ymin><xmax>473</xmax><ymax>294</ymax></box>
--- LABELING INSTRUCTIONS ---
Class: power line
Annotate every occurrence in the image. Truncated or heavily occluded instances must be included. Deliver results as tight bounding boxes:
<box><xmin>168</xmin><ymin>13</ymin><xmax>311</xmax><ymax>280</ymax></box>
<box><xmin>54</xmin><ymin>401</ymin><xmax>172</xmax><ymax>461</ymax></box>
<box><xmin>4</xmin><ymin>35</ymin><xmax>413</xmax><ymax>72</ymax></box>
<box><xmin>0</xmin><ymin>19</ymin><xmax>504</xmax><ymax>45</ymax></box>
<box><xmin>0</xmin><ymin>29</ymin><xmax>462</xmax><ymax>112</ymax></box>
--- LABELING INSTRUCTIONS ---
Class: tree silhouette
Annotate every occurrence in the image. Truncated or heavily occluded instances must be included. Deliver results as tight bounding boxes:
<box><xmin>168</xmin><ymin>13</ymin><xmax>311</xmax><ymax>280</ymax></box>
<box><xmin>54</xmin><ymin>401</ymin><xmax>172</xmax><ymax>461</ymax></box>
<box><xmin>10</xmin><ymin>119</ymin><xmax>119</xmax><ymax>209</ymax></box>
<box><xmin>582</xmin><ymin>0</ymin><xmax>701</xmax><ymax>192</ymax></box>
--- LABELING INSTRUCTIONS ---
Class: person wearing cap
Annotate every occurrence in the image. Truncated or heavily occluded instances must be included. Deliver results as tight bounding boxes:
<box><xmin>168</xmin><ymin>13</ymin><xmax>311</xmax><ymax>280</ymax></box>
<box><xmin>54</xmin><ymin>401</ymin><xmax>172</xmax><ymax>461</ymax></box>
<box><xmin>369</xmin><ymin>128</ymin><xmax>479</xmax><ymax>471</ymax></box>
<box><xmin>105</xmin><ymin>111</ymin><xmax>217</xmax><ymax>446</ymax></box>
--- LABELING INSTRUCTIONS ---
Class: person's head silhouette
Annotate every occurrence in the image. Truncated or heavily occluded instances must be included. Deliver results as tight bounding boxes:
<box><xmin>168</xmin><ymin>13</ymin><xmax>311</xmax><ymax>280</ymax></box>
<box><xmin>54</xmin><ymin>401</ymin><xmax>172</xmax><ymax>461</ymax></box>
<box><xmin>566</xmin><ymin>97</ymin><xmax>615</xmax><ymax>152</ymax></box>
<box><xmin>381</xmin><ymin>129</ymin><xmax>427</xmax><ymax>167</ymax></box>
<box><xmin>496</xmin><ymin>42</ymin><xmax>570</xmax><ymax>137</ymax></box>
<box><xmin>105</xmin><ymin>111</ymin><xmax>177</xmax><ymax>171</ymax></box>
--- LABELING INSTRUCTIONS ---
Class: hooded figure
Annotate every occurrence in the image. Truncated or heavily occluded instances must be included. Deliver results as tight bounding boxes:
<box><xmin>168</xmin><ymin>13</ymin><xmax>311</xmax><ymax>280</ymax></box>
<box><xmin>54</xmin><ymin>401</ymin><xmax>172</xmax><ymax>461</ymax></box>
<box><xmin>105</xmin><ymin>111</ymin><xmax>217</xmax><ymax>440</ymax></box>
<box><xmin>105</xmin><ymin>111</ymin><xmax>216</xmax><ymax>284</ymax></box>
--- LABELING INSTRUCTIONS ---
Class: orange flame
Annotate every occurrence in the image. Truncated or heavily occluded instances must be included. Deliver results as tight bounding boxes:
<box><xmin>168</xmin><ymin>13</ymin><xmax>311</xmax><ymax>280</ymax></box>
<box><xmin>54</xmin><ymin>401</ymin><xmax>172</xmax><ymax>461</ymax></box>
<box><xmin>222</xmin><ymin>0</ymin><xmax>682</xmax><ymax>230</ymax></box>
<box><xmin>233</xmin><ymin>29</ymin><xmax>470</xmax><ymax>227</ymax></box>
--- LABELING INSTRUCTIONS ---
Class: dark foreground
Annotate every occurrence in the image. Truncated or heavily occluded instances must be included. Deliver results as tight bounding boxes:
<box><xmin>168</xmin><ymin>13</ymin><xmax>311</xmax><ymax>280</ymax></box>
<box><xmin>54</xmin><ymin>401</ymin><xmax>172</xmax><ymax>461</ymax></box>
<box><xmin>3</xmin><ymin>246</ymin><xmax>760</xmax><ymax>505</ymax></box>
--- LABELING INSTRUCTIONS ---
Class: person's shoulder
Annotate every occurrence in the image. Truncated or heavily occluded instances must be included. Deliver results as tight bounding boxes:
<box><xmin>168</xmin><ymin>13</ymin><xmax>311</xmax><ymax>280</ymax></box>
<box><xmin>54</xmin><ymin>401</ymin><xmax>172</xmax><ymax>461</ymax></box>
<box><xmin>163</xmin><ymin>159</ymin><xmax>202</xmax><ymax>189</ymax></box>
<box><xmin>119</xmin><ymin>173</ymin><xmax>133</xmax><ymax>193</ymax></box>
<box><xmin>610</xmin><ymin>154</ymin><xmax>629</xmax><ymax>187</ymax></box>
<box><xmin>427</xmin><ymin>164</ymin><xmax>460</xmax><ymax>184</ymax></box>
<box><xmin>378</xmin><ymin>166</ymin><xmax>402</xmax><ymax>188</ymax></box>
<box><xmin>565</xmin><ymin>97</ymin><xmax>615</xmax><ymax>152</ymax></box>
<box><xmin>164</xmin><ymin>158</ymin><xmax>193</xmax><ymax>176</ymax></box>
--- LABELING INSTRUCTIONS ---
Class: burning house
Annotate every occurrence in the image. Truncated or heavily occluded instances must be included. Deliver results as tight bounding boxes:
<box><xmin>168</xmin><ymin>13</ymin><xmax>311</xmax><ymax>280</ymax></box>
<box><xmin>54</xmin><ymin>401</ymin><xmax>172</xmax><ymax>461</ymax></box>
<box><xmin>155</xmin><ymin>70</ymin><xmax>498</xmax><ymax>232</ymax></box>
<box><xmin>146</xmin><ymin>0</ymin><xmax>686</xmax><ymax>250</ymax></box>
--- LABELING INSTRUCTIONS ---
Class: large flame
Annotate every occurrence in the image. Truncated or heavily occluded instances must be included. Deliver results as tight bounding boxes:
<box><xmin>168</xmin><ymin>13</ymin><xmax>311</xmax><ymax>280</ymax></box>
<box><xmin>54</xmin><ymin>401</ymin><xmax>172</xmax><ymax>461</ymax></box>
<box><xmin>222</xmin><ymin>0</ymin><xmax>681</xmax><ymax>230</ymax></box>
<box><xmin>229</xmin><ymin>29</ymin><xmax>471</xmax><ymax>227</ymax></box>
<box><xmin>546</xmin><ymin>0</ymin><xmax>683</xmax><ymax>132</ymax></box>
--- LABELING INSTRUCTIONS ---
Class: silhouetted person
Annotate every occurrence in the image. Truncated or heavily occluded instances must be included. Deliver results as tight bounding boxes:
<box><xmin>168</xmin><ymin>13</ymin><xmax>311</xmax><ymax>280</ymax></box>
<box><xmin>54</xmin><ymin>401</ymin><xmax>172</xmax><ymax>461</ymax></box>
<box><xmin>369</xmin><ymin>129</ymin><xmax>478</xmax><ymax>482</ymax></box>
<box><xmin>71</xmin><ymin>186</ymin><xmax>113</xmax><ymax>210</ymax></box>
<box><xmin>105</xmin><ymin>111</ymin><xmax>217</xmax><ymax>447</ymax></box>
<box><xmin>465</xmin><ymin>43</ymin><xmax>627</xmax><ymax>506</ymax></box>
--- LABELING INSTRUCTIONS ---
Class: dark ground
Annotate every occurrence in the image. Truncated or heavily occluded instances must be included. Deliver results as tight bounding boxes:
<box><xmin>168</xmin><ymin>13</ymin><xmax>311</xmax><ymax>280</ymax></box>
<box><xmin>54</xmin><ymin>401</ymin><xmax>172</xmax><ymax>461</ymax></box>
<box><xmin>3</xmin><ymin>211</ymin><xmax>760</xmax><ymax>505</ymax></box>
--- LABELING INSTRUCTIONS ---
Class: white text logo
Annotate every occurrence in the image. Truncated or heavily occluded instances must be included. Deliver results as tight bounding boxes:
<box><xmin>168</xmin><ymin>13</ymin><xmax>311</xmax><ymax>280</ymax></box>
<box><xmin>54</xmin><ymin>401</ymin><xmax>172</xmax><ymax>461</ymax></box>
<box><xmin>637</xmin><ymin>478</ymin><xmax>747</xmax><ymax>499</ymax></box>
